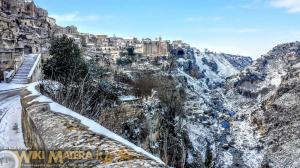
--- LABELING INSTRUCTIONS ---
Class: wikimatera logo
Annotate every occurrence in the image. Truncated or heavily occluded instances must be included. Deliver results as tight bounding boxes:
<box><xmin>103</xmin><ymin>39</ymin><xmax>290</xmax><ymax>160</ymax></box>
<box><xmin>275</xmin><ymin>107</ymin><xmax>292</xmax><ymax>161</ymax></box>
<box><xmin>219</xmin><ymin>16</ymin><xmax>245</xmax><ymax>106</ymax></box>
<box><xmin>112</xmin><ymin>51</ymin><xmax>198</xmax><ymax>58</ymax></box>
<box><xmin>0</xmin><ymin>150</ymin><xmax>112</xmax><ymax>167</ymax></box>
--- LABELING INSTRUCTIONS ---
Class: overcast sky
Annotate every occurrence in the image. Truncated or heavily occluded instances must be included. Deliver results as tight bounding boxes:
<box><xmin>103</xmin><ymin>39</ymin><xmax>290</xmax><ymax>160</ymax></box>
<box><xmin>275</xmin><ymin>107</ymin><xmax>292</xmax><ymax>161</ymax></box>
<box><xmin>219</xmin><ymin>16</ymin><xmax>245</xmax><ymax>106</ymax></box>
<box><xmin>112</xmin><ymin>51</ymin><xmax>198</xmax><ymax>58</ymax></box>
<box><xmin>35</xmin><ymin>0</ymin><xmax>300</xmax><ymax>58</ymax></box>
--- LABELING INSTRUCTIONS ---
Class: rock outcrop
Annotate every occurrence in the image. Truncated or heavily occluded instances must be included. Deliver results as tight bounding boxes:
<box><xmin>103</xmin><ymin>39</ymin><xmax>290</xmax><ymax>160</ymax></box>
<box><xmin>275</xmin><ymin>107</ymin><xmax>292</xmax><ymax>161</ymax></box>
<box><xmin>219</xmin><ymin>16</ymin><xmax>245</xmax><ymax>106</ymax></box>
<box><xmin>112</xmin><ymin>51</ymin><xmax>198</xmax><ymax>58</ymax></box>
<box><xmin>224</xmin><ymin>42</ymin><xmax>300</xmax><ymax>167</ymax></box>
<box><xmin>261</xmin><ymin>63</ymin><xmax>300</xmax><ymax>167</ymax></box>
<box><xmin>96</xmin><ymin>48</ymin><xmax>253</xmax><ymax>167</ymax></box>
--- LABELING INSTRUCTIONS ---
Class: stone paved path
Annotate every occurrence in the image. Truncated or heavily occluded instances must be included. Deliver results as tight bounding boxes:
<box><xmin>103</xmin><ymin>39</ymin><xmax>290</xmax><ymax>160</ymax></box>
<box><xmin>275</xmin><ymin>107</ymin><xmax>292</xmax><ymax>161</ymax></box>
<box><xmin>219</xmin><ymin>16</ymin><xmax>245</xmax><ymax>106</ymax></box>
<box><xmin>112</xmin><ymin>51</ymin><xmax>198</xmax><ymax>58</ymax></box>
<box><xmin>0</xmin><ymin>90</ymin><xmax>26</xmax><ymax>150</ymax></box>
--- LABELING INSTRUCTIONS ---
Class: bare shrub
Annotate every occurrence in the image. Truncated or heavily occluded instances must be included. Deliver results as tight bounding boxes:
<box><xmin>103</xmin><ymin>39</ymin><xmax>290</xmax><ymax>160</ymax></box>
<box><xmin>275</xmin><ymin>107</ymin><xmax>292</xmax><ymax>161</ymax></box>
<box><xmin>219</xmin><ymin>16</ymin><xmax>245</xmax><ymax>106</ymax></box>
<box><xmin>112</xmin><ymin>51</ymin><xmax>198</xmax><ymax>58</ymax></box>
<box><xmin>131</xmin><ymin>75</ymin><xmax>157</xmax><ymax>98</ymax></box>
<box><xmin>143</xmin><ymin>75</ymin><xmax>190</xmax><ymax>167</ymax></box>
<box><xmin>38</xmin><ymin>79</ymin><xmax>118</xmax><ymax>118</ymax></box>
<box><xmin>114</xmin><ymin>72</ymin><xmax>133</xmax><ymax>85</ymax></box>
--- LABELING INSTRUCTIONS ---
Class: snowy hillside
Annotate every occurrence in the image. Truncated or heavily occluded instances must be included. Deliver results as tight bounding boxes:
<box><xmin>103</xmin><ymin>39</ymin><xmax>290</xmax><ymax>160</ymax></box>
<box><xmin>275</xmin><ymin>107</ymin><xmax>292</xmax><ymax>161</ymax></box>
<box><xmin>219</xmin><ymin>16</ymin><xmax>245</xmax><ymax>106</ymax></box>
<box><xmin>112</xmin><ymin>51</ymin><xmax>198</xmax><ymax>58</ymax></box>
<box><xmin>2</xmin><ymin>41</ymin><xmax>300</xmax><ymax>168</ymax></box>
<box><xmin>172</xmin><ymin>48</ymin><xmax>254</xmax><ymax>167</ymax></box>
<box><xmin>223</xmin><ymin>42</ymin><xmax>300</xmax><ymax>167</ymax></box>
<box><xmin>170</xmin><ymin>43</ymin><xmax>300</xmax><ymax>167</ymax></box>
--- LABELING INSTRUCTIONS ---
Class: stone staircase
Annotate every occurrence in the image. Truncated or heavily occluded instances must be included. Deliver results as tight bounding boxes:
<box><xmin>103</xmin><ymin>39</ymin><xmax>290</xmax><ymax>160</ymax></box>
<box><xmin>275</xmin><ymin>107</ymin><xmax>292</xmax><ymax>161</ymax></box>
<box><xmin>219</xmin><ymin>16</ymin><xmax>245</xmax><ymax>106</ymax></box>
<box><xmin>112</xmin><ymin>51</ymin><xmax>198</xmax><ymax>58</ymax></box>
<box><xmin>11</xmin><ymin>55</ymin><xmax>38</xmax><ymax>84</ymax></box>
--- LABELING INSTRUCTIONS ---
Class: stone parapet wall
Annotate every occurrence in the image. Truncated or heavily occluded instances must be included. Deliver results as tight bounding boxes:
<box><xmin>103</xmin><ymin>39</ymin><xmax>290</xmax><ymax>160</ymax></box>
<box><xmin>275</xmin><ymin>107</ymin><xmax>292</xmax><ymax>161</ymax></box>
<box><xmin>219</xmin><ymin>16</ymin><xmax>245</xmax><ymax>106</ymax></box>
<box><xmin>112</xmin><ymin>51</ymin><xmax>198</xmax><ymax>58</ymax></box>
<box><xmin>21</xmin><ymin>90</ymin><xmax>45</xmax><ymax>150</ymax></box>
<box><xmin>20</xmin><ymin>86</ymin><xmax>165</xmax><ymax>167</ymax></box>
<box><xmin>27</xmin><ymin>54</ymin><xmax>41</xmax><ymax>83</ymax></box>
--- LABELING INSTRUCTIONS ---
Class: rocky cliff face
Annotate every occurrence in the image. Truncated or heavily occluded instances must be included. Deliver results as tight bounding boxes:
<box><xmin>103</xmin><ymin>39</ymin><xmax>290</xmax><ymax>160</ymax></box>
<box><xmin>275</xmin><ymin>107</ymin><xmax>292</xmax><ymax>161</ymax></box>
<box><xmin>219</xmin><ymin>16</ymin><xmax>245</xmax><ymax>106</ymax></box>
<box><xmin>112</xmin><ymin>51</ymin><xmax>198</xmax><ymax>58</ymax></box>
<box><xmin>261</xmin><ymin>63</ymin><xmax>300</xmax><ymax>167</ymax></box>
<box><xmin>99</xmin><ymin>42</ymin><xmax>300</xmax><ymax>168</ymax></box>
<box><xmin>223</xmin><ymin>42</ymin><xmax>300</xmax><ymax>167</ymax></box>
<box><xmin>96</xmin><ymin>49</ymin><xmax>254</xmax><ymax>167</ymax></box>
<box><xmin>0</xmin><ymin>8</ymin><xmax>55</xmax><ymax>52</ymax></box>
<box><xmin>175</xmin><ymin>49</ymin><xmax>254</xmax><ymax>167</ymax></box>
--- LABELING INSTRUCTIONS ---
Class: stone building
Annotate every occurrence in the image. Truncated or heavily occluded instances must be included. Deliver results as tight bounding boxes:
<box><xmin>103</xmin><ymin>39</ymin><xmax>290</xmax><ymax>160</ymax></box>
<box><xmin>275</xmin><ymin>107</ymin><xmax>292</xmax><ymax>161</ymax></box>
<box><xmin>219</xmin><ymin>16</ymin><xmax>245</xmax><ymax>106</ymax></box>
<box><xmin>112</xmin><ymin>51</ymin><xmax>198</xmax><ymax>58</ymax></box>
<box><xmin>53</xmin><ymin>25</ymin><xmax>78</xmax><ymax>37</ymax></box>
<box><xmin>65</xmin><ymin>25</ymin><xmax>78</xmax><ymax>34</ymax></box>
<box><xmin>0</xmin><ymin>14</ymin><xmax>18</xmax><ymax>49</ymax></box>
<box><xmin>35</xmin><ymin>7</ymin><xmax>48</xmax><ymax>18</ymax></box>
<box><xmin>0</xmin><ymin>0</ymin><xmax>55</xmax><ymax>82</ymax></box>
<box><xmin>0</xmin><ymin>0</ymin><xmax>25</xmax><ymax>14</ymax></box>
<box><xmin>24</xmin><ymin>0</ymin><xmax>36</xmax><ymax>17</ymax></box>
<box><xmin>108</xmin><ymin>36</ymin><xmax>124</xmax><ymax>49</ymax></box>
<box><xmin>96</xmin><ymin>35</ymin><xmax>108</xmax><ymax>47</ymax></box>
<box><xmin>171</xmin><ymin>40</ymin><xmax>190</xmax><ymax>50</ymax></box>
<box><xmin>20</xmin><ymin>17</ymin><xmax>35</xmax><ymax>27</ymax></box>
<box><xmin>53</xmin><ymin>26</ymin><xmax>65</xmax><ymax>37</ymax></box>
<box><xmin>142</xmin><ymin>37</ymin><xmax>170</xmax><ymax>58</ymax></box>
<box><xmin>80</xmin><ymin>33</ymin><xmax>90</xmax><ymax>46</ymax></box>
<box><xmin>46</xmin><ymin>17</ymin><xmax>56</xmax><ymax>27</ymax></box>
<box><xmin>0</xmin><ymin>23</ymin><xmax>23</xmax><ymax>80</ymax></box>
<box><xmin>0</xmin><ymin>49</ymin><xmax>23</xmax><ymax>73</ymax></box>
<box><xmin>124</xmin><ymin>37</ymin><xmax>138</xmax><ymax>47</ymax></box>
<box><xmin>135</xmin><ymin>43</ymin><xmax>143</xmax><ymax>54</ymax></box>
<box><xmin>0</xmin><ymin>0</ymin><xmax>49</xmax><ymax>19</ymax></box>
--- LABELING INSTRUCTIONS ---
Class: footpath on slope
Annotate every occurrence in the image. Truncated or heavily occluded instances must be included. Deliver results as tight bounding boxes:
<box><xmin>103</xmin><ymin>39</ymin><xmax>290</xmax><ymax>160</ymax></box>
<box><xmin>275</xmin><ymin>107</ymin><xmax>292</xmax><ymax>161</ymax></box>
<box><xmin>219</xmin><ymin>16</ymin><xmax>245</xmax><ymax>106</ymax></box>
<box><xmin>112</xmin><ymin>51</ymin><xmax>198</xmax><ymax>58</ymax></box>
<box><xmin>0</xmin><ymin>90</ymin><xmax>27</xmax><ymax>150</ymax></box>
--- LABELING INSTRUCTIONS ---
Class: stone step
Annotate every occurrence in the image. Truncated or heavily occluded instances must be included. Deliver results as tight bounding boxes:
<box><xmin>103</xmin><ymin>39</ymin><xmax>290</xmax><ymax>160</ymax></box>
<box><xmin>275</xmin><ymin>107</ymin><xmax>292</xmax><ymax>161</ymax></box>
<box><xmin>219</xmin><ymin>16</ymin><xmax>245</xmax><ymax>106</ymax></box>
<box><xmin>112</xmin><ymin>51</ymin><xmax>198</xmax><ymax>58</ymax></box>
<box><xmin>12</xmin><ymin>78</ymin><xmax>27</xmax><ymax>81</ymax></box>
<box><xmin>12</xmin><ymin>77</ymin><xmax>27</xmax><ymax>80</ymax></box>
<box><xmin>23</xmin><ymin>60</ymin><xmax>35</xmax><ymax>62</ymax></box>
<box><xmin>18</xmin><ymin>68</ymin><xmax>32</xmax><ymax>71</ymax></box>
<box><xmin>11</xmin><ymin>82</ymin><xmax>28</xmax><ymax>84</ymax></box>
<box><xmin>22</xmin><ymin>61</ymin><xmax>34</xmax><ymax>63</ymax></box>
<box><xmin>21</xmin><ymin>63</ymin><xmax>34</xmax><ymax>65</ymax></box>
<box><xmin>15</xmin><ymin>74</ymin><xmax>28</xmax><ymax>76</ymax></box>
<box><xmin>20</xmin><ymin>64</ymin><xmax>34</xmax><ymax>66</ymax></box>
<box><xmin>17</xmin><ymin>68</ymin><xmax>30</xmax><ymax>71</ymax></box>
<box><xmin>20</xmin><ymin>64</ymin><xmax>33</xmax><ymax>67</ymax></box>
<box><xmin>11</xmin><ymin>80</ymin><xmax>28</xmax><ymax>84</ymax></box>
<box><xmin>17</xmin><ymin>70</ymin><xmax>30</xmax><ymax>73</ymax></box>
<box><xmin>11</xmin><ymin>55</ymin><xmax>38</xmax><ymax>84</ymax></box>
<box><xmin>16</xmin><ymin>71</ymin><xmax>29</xmax><ymax>73</ymax></box>
<box><xmin>18</xmin><ymin>68</ymin><xmax>32</xmax><ymax>70</ymax></box>
<box><xmin>22</xmin><ymin>61</ymin><xmax>35</xmax><ymax>64</ymax></box>
<box><xmin>18</xmin><ymin>71</ymin><xmax>29</xmax><ymax>73</ymax></box>
<box><xmin>13</xmin><ymin>79</ymin><xmax>27</xmax><ymax>82</ymax></box>
<box><xmin>14</xmin><ymin>76</ymin><xmax>28</xmax><ymax>79</ymax></box>
<box><xmin>16</xmin><ymin>71</ymin><xmax>30</xmax><ymax>74</ymax></box>
<box><xmin>19</xmin><ymin>67</ymin><xmax>32</xmax><ymax>69</ymax></box>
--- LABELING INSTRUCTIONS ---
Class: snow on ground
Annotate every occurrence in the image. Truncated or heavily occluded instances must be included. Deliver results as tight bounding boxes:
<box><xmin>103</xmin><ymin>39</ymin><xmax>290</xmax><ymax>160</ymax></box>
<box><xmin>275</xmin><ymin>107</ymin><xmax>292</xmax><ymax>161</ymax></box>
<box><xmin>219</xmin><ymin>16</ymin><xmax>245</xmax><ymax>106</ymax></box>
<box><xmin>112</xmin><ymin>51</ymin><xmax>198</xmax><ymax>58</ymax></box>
<box><xmin>0</xmin><ymin>94</ymin><xmax>26</xmax><ymax>149</ymax></box>
<box><xmin>220</xmin><ymin>151</ymin><xmax>233</xmax><ymax>168</ymax></box>
<box><xmin>187</xmin><ymin>124</ymin><xmax>214</xmax><ymax>161</ymax></box>
<box><xmin>26</xmin><ymin>83</ymin><xmax>165</xmax><ymax>165</ymax></box>
<box><xmin>119</xmin><ymin>95</ymin><xmax>139</xmax><ymax>102</ymax></box>
<box><xmin>194</xmin><ymin>51</ymin><xmax>239</xmax><ymax>84</ymax></box>
<box><xmin>0</xmin><ymin>83</ymin><xmax>26</xmax><ymax>92</ymax></box>
<box><xmin>231</xmin><ymin>112</ymin><xmax>264</xmax><ymax>168</ymax></box>
<box><xmin>224</xmin><ymin>94</ymin><xmax>265</xmax><ymax>168</ymax></box>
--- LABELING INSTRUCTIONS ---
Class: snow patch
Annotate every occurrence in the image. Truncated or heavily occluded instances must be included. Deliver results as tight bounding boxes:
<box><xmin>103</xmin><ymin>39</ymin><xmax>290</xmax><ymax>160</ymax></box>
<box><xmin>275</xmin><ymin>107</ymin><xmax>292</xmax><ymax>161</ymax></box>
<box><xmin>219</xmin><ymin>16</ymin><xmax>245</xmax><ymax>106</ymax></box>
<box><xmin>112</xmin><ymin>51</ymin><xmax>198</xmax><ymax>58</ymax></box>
<box><xmin>119</xmin><ymin>95</ymin><xmax>139</xmax><ymax>102</ymax></box>
<box><xmin>0</xmin><ymin>95</ymin><xmax>26</xmax><ymax>149</ymax></box>
<box><xmin>0</xmin><ymin>83</ymin><xmax>26</xmax><ymax>92</ymax></box>
<box><xmin>221</xmin><ymin>151</ymin><xmax>233</xmax><ymax>168</ymax></box>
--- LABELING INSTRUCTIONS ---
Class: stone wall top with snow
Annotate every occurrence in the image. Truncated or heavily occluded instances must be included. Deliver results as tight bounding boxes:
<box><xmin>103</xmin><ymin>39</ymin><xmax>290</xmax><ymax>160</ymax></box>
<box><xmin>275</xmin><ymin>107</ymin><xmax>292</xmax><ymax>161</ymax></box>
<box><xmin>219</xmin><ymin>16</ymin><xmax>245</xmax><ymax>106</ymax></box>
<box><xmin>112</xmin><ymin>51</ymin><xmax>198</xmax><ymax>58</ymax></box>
<box><xmin>20</xmin><ymin>82</ymin><xmax>165</xmax><ymax>167</ymax></box>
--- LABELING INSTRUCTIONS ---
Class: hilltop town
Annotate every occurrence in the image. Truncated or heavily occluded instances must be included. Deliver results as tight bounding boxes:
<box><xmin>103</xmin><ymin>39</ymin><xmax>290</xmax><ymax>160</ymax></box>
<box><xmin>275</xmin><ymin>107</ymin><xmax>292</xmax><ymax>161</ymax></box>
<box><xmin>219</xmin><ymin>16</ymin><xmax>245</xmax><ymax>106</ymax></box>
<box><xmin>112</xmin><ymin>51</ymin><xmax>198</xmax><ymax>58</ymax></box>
<box><xmin>0</xmin><ymin>0</ymin><xmax>192</xmax><ymax>83</ymax></box>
